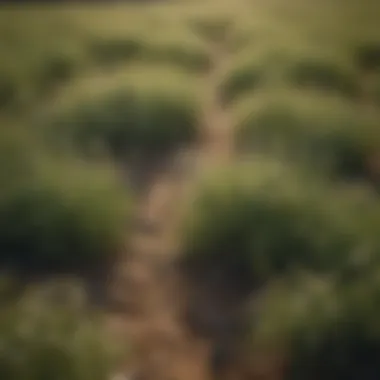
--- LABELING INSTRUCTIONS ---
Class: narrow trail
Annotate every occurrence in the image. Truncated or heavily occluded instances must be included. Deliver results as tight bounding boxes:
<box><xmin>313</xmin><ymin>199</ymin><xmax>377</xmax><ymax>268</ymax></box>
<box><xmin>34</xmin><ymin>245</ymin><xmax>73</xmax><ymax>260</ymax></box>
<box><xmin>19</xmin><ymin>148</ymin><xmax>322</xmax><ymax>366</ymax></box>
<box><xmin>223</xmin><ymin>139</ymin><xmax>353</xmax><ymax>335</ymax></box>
<box><xmin>108</xmin><ymin>32</ymin><xmax>235</xmax><ymax>380</ymax></box>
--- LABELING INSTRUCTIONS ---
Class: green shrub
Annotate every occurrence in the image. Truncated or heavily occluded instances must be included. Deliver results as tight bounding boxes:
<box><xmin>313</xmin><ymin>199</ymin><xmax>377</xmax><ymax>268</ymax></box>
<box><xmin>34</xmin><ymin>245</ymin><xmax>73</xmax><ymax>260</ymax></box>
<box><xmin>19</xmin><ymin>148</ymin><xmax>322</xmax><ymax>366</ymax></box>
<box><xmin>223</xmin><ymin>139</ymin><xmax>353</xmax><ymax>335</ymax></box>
<box><xmin>142</xmin><ymin>43</ymin><xmax>211</xmax><ymax>73</ymax></box>
<box><xmin>44</xmin><ymin>77</ymin><xmax>200</xmax><ymax>166</ymax></box>
<box><xmin>0</xmin><ymin>74</ymin><xmax>16</xmax><ymax>110</ymax></box>
<box><xmin>33</xmin><ymin>50</ymin><xmax>81</xmax><ymax>95</ymax></box>
<box><xmin>354</xmin><ymin>43</ymin><xmax>380</xmax><ymax>72</ymax></box>
<box><xmin>235</xmin><ymin>93</ymin><xmax>380</xmax><ymax>180</ymax></box>
<box><xmin>188</xmin><ymin>17</ymin><xmax>233</xmax><ymax>43</ymax></box>
<box><xmin>0</xmin><ymin>129</ymin><xmax>131</xmax><ymax>274</ymax></box>
<box><xmin>285</xmin><ymin>56</ymin><xmax>360</xmax><ymax>98</ymax></box>
<box><xmin>180</xmin><ymin>160</ymin><xmax>361</xmax><ymax>292</ymax></box>
<box><xmin>88</xmin><ymin>36</ymin><xmax>143</xmax><ymax>68</ymax></box>
<box><xmin>219</xmin><ymin>64</ymin><xmax>264</xmax><ymax>107</ymax></box>
<box><xmin>0</xmin><ymin>278</ymin><xmax>127</xmax><ymax>380</ymax></box>
<box><xmin>254</xmin><ymin>270</ymin><xmax>380</xmax><ymax>380</ymax></box>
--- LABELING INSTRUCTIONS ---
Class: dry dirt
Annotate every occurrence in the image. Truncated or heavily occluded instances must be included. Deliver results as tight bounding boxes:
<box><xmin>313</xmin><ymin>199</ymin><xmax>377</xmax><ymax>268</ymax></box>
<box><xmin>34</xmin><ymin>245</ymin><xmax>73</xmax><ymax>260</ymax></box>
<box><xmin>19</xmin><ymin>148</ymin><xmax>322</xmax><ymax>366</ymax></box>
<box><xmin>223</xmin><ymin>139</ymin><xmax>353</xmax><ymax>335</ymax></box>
<box><xmin>107</xmin><ymin>37</ymin><xmax>236</xmax><ymax>380</ymax></box>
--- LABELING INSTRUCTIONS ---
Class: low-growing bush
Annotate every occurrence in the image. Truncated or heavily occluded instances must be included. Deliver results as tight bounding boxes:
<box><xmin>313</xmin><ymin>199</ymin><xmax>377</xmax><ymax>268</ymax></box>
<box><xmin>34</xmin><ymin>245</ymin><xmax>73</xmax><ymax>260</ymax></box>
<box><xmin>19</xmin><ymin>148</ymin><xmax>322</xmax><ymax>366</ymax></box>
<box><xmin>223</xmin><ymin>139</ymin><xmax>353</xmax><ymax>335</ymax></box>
<box><xmin>354</xmin><ymin>43</ymin><xmax>380</xmax><ymax>72</ymax></box>
<box><xmin>219</xmin><ymin>47</ymin><xmax>280</xmax><ymax>106</ymax></box>
<box><xmin>0</xmin><ymin>129</ymin><xmax>131</xmax><ymax>274</ymax></box>
<box><xmin>188</xmin><ymin>16</ymin><xmax>233</xmax><ymax>43</ymax></box>
<box><xmin>285</xmin><ymin>56</ymin><xmax>360</xmax><ymax>98</ymax></box>
<box><xmin>43</xmin><ymin>73</ymin><xmax>200</xmax><ymax>188</ymax></box>
<box><xmin>219</xmin><ymin>64</ymin><xmax>264</xmax><ymax>107</ymax></box>
<box><xmin>87</xmin><ymin>36</ymin><xmax>143</xmax><ymax>68</ymax></box>
<box><xmin>253</xmin><ymin>269</ymin><xmax>380</xmax><ymax>380</ymax></box>
<box><xmin>0</xmin><ymin>278</ymin><xmax>128</xmax><ymax>380</ymax></box>
<box><xmin>0</xmin><ymin>74</ymin><xmax>16</xmax><ymax>110</ymax></box>
<box><xmin>33</xmin><ymin>49</ymin><xmax>83</xmax><ymax>96</ymax></box>
<box><xmin>235</xmin><ymin>93</ymin><xmax>380</xmax><ymax>181</ymax></box>
<box><xmin>142</xmin><ymin>43</ymin><xmax>211</xmax><ymax>73</ymax></box>
<box><xmin>180</xmin><ymin>160</ymin><xmax>363</xmax><ymax>293</ymax></box>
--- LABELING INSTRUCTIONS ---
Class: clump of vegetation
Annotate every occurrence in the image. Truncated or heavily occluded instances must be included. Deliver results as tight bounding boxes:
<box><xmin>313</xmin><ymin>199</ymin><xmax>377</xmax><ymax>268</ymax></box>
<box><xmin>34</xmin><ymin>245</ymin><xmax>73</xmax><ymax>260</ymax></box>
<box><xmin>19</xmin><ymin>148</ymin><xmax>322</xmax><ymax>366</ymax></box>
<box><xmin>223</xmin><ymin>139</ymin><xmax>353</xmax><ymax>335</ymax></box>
<box><xmin>87</xmin><ymin>36</ymin><xmax>143</xmax><ymax>68</ymax></box>
<box><xmin>285</xmin><ymin>56</ymin><xmax>360</xmax><ymax>98</ymax></box>
<box><xmin>180</xmin><ymin>160</ymin><xmax>365</xmax><ymax>293</ymax></box>
<box><xmin>253</xmin><ymin>266</ymin><xmax>380</xmax><ymax>380</ymax></box>
<box><xmin>142</xmin><ymin>42</ymin><xmax>211</xmax><ymax>73</ymax></box>
<box><xmin>33</xmin><ymin>48</ymin><xmax>84</xmax><ymax>96</ymax></box>
<box><xmin>0</xmin><ymin>74</ymin><xmax>16</xmax><ymax>110</ymax></box>
<box><xmin>354</xmin><ymin>43</ymin><xmax>380</xmax><ymax>72</ymax></box>
<box><xmin>219</xmin><ymin>63</ymin><xmax>264</xmax><ymax>107</ymax></box>
<box><xmin>42</xmin><ymin>70</ymin><xmax>200</xmax><ymax>187</ymax></box>
<box><xmin>0</xmin><ymin>278</ymin><xmax>128</xmax><ymax>380</ymax></box>
<box><xmin>0</xmin><ymin>128</ymin><xmax>131</xmax><ymax>275</ymax></box>
<box><xmin>188</xmin><ymin>16</ymin><xmax>233</xmax><ymax>43</ymax></box>
<box><xmin>234</xmin><ymin>93</ymin><xmax>380</xmax><ymax>181</ymax></box>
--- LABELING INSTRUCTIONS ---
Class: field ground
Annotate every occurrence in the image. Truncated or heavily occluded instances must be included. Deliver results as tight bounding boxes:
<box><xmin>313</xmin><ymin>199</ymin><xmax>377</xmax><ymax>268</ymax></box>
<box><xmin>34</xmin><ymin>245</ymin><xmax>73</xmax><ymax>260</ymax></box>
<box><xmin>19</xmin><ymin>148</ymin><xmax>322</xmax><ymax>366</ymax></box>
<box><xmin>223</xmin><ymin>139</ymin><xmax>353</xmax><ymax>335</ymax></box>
<box><xmin>1</xmin><ymin>0</ymin><xmax>380</xmax><ymax>379</ymax></box>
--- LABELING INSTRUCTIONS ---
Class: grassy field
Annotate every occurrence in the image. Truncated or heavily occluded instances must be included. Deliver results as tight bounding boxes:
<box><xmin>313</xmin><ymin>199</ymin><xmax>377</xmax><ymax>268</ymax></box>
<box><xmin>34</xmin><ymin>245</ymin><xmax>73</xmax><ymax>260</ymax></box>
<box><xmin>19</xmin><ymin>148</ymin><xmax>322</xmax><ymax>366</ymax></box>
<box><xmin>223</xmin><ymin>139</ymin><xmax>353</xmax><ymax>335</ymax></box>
<box><xmin>1</xmin><ymin>0</ymin><xmax>380</xmax><ymax>379</ymax></box>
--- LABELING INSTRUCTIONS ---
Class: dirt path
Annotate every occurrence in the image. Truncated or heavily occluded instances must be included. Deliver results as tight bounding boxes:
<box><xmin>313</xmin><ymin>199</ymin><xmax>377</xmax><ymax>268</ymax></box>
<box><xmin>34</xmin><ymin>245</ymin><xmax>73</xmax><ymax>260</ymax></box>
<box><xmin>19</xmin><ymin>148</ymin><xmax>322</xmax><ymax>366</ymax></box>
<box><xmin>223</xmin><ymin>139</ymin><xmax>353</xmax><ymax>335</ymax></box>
<box><xmin>108</xmin><ymin>33</ymin><xmax>234</xmax><ymax>380</ymax></box>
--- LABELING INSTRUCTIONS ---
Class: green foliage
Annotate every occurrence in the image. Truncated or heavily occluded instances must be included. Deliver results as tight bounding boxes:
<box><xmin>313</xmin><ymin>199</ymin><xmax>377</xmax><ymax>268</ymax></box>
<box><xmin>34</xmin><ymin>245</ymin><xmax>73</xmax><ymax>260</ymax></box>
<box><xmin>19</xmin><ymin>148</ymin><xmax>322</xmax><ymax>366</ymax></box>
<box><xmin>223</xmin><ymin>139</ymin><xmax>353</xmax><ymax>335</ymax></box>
<box><xmin>188</xmin><ymin>16</ymin><xmax>233</xmax><ymax>43</ymax></box>
<box><xmin>235</xmin><ymin>94</ymin><xmax>380</xmax><ymax>180</ymax></box>
<box><xmin>0</xmin><ymin>278</ymin><xmax>127</xmax><ymax>380</ymax></box>
<box><xmin>219</xmin><ymin>64</ymin><xmax>264</xmax><ymax>107</ymax></box>
<box><xmin>44</xmin><ymin>81</ymin><xmax>199</xmax><ymax>163</ymax></box>
<box><xmin>87</xmin><ymin>36</ymin><xmax>143</xmax><ymax>68</ymax></box>
<box><xmin>354</xmin><ymin>43</ymin><xmax>380</xmax><ymax>72</ymax></box>
<box><xmin>142</xmin><ymin>43</ymin><xmax>211</xmax><ymax>73</ymax></box>
<box><xmin>0</xmin><ymin>74</ymin><xmax>16</xmax><ymax>110</ymax></box>
<box><xmin>0</xmin><ymin>129</ymin><xmax>131</xmax><ymax>274</ymax></box>
<box><xmin>181</xmin><ymin>160</ymin><xmax>363</xmax><ymax>291</ymax></box>
<box><xmin>33</xmin><ymin>48</ymin><xmax>83</xmax><ymax>96</ymax></box>
<box><xmin>253</xmin><ymin>270</ymin><xmax>380</xmax><ymax>380</ymax></box>
<box><xmin>285</xmin><ymin>57</ymin><xmax>360</xmax><ymax>98</ymax></box>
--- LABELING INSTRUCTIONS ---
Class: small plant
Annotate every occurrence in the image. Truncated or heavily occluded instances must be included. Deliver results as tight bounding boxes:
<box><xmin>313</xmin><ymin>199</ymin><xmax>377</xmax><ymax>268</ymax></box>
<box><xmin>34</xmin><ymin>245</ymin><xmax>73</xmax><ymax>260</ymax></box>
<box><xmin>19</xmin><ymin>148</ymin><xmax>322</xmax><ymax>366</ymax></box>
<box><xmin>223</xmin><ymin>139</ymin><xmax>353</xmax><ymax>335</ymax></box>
<box><xmin>43</xmin><ymin>75</ymin><xmax>200</xmax><ymax>190</ymax></box>
<box><xmin>219</xmin><ymin>64</ymin><xmax>264</xmax><ymax>107</ymax></box>
<box><xmin>88</xmin><ymin>36</ymin><xmax>143</xmax><ymax>68</ymax></box>
<box><xmin>34</xmin><ymin>50</ymin><xmax>80</xmax><ymax>95</ymax></box>
<box><xmin>285</xmin><ymin>57</ymin><xmax>360</xmax><ymax>98</ymax></box>
<box><xmin>0</xmin><ymin>72</ymin><xmax>17</xmax><ymax>109</ymax></box>
<box><xmin>354</xmin><ymin>43</ymin><xmax>380</xmax><ymax>72</ymax></box>
<box><xmin>235</xmin><ymin>94</ymin><xmax>380</xmax><ymax>181</ymax></box>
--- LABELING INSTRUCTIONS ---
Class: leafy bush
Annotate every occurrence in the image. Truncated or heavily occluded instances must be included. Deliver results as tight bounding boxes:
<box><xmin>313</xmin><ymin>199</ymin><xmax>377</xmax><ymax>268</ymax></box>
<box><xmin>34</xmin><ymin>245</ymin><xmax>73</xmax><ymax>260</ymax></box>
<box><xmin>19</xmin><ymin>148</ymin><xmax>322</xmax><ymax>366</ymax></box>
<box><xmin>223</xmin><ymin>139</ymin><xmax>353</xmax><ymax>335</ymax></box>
<box><xmin>219</xmin><ymin>64</ymin><xmax>264</xmax><ymax>107</ymax></box>
<box><xmin>253</xmin><ymin>269</ymin><xmax>380</xmax><ymax>380</ymax></box>
<box><xmin>354</xmin><ymin>43</ymin><xmax>380</xmax><ymax>72</ymax></box>
<box><xmin>43</xmin><ymin>73</ymin><xmax>200</xmax><ymax>168</ymax></box>
<box><xmin>142</xmin><ymin>43</ymin><xmax>211</xmax><ymax>73</ymax></box>
<box><xmin>188</xmin><ymin>17</ymin><xmax>233</xmax><ymax>43</ymax></box>
<box><xmin>33</xmin><ymin>49</ymin><xmax>83</xmax><ymax>95</ymax></box>
<box><xmin>0</xmin><ymin>129</ymin><xmax>131</xmax><ymax>274</ymax></box>
<box><xmin>180</xmin><ymin>160</ymin><xmax>362</xmax><ymax>292</ymax></box>
<box><xmin>285</xmin><ymin>56</ymin><xmax>360</xmax><ymax>98</ymax></box>
<box><xmin>0</xmin><ymin>74</ymin><xmax>16</xmax><ymax>110</ymax></box>
<box><xmin>87</xmin><ymin>36</ymin><xmax>143</xmax><ymax>68</ymax></box>
<box><xmin>235</xmin><ymin>93</ymin><xmax>380</xmax><ymax>180</ymax></box>
<box><xmin>0</xmin><ymin>278</ymin><xmax>127</xmax><ymax>380</ymax></box>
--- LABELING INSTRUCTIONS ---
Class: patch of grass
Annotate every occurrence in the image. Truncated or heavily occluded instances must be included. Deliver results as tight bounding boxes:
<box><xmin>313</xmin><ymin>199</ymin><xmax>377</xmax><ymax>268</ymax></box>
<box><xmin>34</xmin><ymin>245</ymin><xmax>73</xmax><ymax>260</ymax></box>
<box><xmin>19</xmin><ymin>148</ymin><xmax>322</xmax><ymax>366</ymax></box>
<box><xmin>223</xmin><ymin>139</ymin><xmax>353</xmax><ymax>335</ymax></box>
<box><xmin>180</xmin><ymin>159</ymin><xmax>363</xmax><ymax>293</ymax></box>
<box><xmin>188</xmin><ymin>15</ymin><xmax>233</xmax><ymax>43</ymax></box>
<box><xmin>284</xmin><ymin>54</ymin><xmax>360</xmax><ymax>99</ymax></box>
<box><xmin>254</xmin><ymin>267</ymin><xmax>380</xmax><ymax>380</ymax></box>
<box><xmin>140</xmin><ymin>28</ymin><xmax>211</xmax><ymax>73</ymax></box>
<box><xmin>353</xmin><ymin>42</ymin><xmax>380</xmax><ymax>72</ymax></box>
<box><xmin>0</xmin><ymin>278</ymin><xmax>128</xmax><ymax>380</ymax></box>
<box><xmin>0</xmin><ymin>128</ymin><xmax>131</xmax><ymax>275</ymax></box>
<box><xmin>219</xmin><ymin>63</ymin><xmax>265</xmax><ymax>107</ymax></box>
<box><xmin>41</xmin><ymin>67</ymin><xmax>200</xmax><ymax>185</ymax></box>
<box><xmin>234</xmin><ymin>91</ymin><xmax>380</xmax><ymax>181</ymax></box>
<box><xmin>0</xmin><ymin>75</ymin><xmax>16</xmax><ymax>110</ymax></box>
<box><xmin>87</xmin><ymin>35</ymin><xmax>144</xmax><ymax>69</ymax></box>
